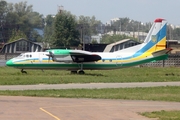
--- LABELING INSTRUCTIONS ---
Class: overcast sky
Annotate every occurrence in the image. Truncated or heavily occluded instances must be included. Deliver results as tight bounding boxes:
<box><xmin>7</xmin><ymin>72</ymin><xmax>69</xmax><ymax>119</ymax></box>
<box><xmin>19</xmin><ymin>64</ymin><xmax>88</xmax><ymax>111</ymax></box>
<box><xmin>6</xmin><ymin>0</ymin><xmax>180</xmax><ymax>25</ymax></box>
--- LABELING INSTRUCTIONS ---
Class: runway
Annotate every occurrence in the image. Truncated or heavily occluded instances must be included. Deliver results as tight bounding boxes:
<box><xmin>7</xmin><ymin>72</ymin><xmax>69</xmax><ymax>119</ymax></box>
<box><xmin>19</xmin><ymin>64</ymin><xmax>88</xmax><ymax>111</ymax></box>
<box><xmin>0</xmin><ymin>82</ymin><xmax>180</xmax><ymax>90</ymax></box>
<box><xmin>0</xmin><ymin>96</ymin><xmax>180</xmax><ymax>120</ymax></box>
<box><xmin>1</xmin><ymin>82</ymin><xmax>180</xmax><ymax>120</ymax></box>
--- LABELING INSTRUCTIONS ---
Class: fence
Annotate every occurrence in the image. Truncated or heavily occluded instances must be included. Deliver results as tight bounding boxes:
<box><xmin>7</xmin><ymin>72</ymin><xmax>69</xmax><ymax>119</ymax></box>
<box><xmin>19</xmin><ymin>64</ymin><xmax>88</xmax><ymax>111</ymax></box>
<box><xmin>139</xmin><ymin>55</ymin><xmax>180</xmax><ymax>67</ymax></box>
<box><xmin>0</xmin><ymin>53</ymin><xmax>20</xmax><ymax>61</ymax></box>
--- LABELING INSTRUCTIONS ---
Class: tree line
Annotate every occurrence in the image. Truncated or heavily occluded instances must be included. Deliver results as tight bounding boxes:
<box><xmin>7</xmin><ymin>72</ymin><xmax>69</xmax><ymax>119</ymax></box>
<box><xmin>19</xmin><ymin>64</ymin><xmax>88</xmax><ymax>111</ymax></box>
<box><xmin>0</xmin><ymin>0</ymin><xmax>180</xmax><ymax>48</ymax></box>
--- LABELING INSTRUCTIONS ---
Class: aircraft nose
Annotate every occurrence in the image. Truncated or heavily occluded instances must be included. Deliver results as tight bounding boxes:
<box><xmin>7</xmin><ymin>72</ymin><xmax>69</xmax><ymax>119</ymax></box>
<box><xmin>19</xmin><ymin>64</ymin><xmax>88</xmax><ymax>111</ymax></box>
<box><xmin>6</xmin><ymin>59</ymin><xmax>13</xmax><ymax>66</ymax></box>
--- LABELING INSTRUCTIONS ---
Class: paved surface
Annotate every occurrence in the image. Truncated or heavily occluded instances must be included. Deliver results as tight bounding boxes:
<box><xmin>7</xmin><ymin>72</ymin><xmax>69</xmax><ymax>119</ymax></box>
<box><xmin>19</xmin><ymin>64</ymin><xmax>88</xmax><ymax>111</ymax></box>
<box><xmin>1</xmin><ymin>82</ymin><xmax>180</xmax><ymax>120</ymax></box>
<box><xmin>1</xmin><ymin>96</ymin><xmax>180</xmax><ymax>120</ymax></box>
<box><xmin>0</xmin><ymin>60</ymin><xmax>6</xmax><ymax>66</ymax></box>
<box><xmin>1</xmin><ymin>82</ymin><xmax>180</xmax><ymax>90</ymax></box>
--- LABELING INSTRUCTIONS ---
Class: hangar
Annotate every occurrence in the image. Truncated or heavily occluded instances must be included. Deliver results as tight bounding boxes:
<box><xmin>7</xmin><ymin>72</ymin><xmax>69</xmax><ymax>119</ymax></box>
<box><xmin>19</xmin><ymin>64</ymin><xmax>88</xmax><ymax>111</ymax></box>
<box><xmin>0</xmin><ymin>38</ymin><xmax>43</xmax><ymax>53</ymax></box>
<box><xmin>103</xmin><ymin>39</ymin><xmax>140</xmax><ymax>52</ymax></box>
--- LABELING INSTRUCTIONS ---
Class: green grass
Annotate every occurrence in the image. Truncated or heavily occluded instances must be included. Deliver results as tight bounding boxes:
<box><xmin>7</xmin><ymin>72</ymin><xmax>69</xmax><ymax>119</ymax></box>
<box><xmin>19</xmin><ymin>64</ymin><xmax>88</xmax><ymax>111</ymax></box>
<box><xmin>0</xmin><ymin>66</ymin><xmax>180</xmax><ymax>85</ymax></box>
<box><xmin>141</xmin><ymin>110</ymin><xmax>180</xmax><ymax>120</ymax></box>
<box><xmin>0</xmin><ymin>86</ymin><xmax>180</xmax><ymax>102</ymax></box>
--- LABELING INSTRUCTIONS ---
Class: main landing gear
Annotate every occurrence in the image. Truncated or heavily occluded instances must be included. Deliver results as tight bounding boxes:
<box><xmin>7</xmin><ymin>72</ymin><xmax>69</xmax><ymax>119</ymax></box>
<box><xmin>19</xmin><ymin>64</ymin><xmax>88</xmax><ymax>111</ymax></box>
<box><xmin>71</xmin><ymin>63</ymin><xmax>85</xmax><ymax>74</ymax></box>
<box><xmin>21</xmin><ymin>69</ymin><xmax>27</xmax><ymax>74</ymax></box>
<box><xmin>71</xmin><ymin>70</ymin><xmax>85</xmax><ymax>74</ymax></box>
<box><xmin>78</xmin><ymin>70</ymin><xmax>85</xmax><ymax>74</ymax></box>
<box><xmin>78</xmin><ymin>63</ymin><xmax>85</xmax><ymax>74</ymax></box>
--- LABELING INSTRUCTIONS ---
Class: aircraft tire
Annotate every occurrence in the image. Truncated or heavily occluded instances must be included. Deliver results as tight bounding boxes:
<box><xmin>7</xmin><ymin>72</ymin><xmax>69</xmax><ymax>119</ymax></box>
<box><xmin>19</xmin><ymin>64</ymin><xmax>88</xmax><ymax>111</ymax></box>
<box><xmin>78</xmin><ymin>70</ymin><xmax>85</xmax><ymax>74</ymax></box>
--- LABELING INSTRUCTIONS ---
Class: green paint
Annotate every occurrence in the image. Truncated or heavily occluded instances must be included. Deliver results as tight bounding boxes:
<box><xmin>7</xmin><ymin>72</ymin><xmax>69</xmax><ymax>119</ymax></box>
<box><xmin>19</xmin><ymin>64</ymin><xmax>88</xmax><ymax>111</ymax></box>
<box><xmin>46</xmin><ymin>49</ymin><xmax>70</xmax><ymax>55</ymax></box>
<box><xmin>10</xmin><ymin>54</ymin><xmax>168</xmax><ymax>70</ymax></box>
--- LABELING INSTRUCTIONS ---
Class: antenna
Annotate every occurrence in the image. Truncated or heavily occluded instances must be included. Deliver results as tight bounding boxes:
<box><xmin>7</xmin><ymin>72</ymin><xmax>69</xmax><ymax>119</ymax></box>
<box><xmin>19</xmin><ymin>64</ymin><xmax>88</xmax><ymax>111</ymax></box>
<box><xmin>58</xmin><ymin>5</ymin><xmax>64</xmax><ymax>13</ymax></box>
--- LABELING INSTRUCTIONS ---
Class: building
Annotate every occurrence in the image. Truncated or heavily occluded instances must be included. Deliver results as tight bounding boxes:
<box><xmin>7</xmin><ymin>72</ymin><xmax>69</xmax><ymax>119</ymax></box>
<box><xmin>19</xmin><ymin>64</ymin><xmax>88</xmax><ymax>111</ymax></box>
<box><xmin>167</xmin><ymin>40</ymin><xmax>180</xmax><ymax>54</ymax></box>
<box><xmin>0</xmin><ymin>38</ymin><xmax>43</xmax><ymax>53</ymax></box>
<box><xmin>103</xmin><ymin>39</ymin><xmax>140</xmax><ymax>52</ymax></box>
<box><xmin>91</xmin><ymin>34</ymin><xmax>102</xmax><ymax>43</ymax></box>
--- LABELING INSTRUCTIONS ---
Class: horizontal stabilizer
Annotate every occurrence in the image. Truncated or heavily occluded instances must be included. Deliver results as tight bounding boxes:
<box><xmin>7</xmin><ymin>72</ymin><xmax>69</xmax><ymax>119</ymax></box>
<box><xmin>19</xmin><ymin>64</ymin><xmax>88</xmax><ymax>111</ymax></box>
<box><xmin>152</xmin><ymin>48</ymin><xmax>172</xmax><ymax>56</ymax></box>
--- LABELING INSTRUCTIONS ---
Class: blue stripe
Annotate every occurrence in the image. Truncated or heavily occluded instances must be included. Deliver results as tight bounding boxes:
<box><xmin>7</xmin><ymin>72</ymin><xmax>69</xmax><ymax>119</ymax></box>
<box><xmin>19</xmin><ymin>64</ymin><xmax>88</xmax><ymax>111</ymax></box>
<box><xmin>102</xmin><ymin>24</ymin><xmax>166</xmax><ymax>60</ymax></box>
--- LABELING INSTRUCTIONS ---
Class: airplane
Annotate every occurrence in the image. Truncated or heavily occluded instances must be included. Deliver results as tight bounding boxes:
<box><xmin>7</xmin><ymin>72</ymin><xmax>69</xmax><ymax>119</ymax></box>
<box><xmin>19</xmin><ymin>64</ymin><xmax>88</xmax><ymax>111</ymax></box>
<box><xmin>6</xmin><ymin>18</ymin><xmax>172</xmax><ymax>74</ymax></box>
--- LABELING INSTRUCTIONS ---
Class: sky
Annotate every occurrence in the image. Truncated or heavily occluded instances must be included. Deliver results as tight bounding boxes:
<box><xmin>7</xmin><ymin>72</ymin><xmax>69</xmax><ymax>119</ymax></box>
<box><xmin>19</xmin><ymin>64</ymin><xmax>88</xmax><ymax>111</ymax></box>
<box><xmin>6</xmin><ymin>0</ymin><xmax>180</xmax><ymax>25</ymax></box>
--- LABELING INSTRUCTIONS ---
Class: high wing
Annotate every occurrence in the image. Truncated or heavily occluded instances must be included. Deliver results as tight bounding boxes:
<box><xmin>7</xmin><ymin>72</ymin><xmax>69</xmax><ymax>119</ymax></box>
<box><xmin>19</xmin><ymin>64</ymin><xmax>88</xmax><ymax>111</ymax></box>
<box><xmin>69</xmin><ymin>50</ymin><xmax>101</xmax><ymax>63</ymax></box>
<box><xmin>47</xmin><ymin>50</ymin><xmax>101</xmax><ymax>63</ymax></box>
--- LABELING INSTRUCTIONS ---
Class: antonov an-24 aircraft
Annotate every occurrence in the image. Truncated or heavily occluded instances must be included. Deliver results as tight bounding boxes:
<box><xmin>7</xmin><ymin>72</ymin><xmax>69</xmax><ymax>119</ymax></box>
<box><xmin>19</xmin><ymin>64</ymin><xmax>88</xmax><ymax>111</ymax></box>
<box><xmin>6</xmin><ymin>18</ymin><xmax>172</xmax><ymax>74</ymax></box>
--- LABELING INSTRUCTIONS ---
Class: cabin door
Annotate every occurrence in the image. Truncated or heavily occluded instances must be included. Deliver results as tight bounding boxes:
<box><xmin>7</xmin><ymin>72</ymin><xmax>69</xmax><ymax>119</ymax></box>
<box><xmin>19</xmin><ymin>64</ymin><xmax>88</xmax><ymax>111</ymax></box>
<box><xmin>39</xmin><ymin>53</ymin><xmax>43</xmax><ymax>63</ymax></box>
<box><xmin>116</xmin><ymin>55</ymin><xmax>122</xmax><ymax>66</ymax></box>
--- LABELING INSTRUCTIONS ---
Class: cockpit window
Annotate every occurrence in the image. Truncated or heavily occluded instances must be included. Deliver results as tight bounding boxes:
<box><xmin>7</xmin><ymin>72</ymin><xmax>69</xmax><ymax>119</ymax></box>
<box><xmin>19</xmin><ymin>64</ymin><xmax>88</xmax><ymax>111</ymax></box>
<box><xmin>17</xmin><ymin>54</ymin><xmax>23</xmax><ymax>58</ymax></box>
<box><xmin>17</xmin><ymin>53</ymin><xmax>32</xmax><ymax>58</ymax></box>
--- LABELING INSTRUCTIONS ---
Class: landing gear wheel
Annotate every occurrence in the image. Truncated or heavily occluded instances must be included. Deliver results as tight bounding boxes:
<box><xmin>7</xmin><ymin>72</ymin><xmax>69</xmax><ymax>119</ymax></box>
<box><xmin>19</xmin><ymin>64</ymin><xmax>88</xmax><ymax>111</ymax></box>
<box><xmin>78</xmin><ymin>70</ymin><xmax>85</xmax><ymax>74</ymax></box>
<box><xmin>21</xmin><ymin>69</ymin><xmax>27</xmax><ymax>74</ymax></box>
<box><xmin>71</xmin><ymin>71</ymin><xmax>77</xmax><ymax>74</ymax></box>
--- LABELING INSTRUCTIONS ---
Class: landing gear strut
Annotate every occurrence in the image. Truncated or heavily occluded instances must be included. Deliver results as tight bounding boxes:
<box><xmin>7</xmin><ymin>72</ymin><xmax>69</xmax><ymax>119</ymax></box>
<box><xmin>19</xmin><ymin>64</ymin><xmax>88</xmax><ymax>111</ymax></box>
<box><xmin>71</xmin><ymin>63</ymin><xmax>85</xmax><ymax>74</ymax></box>
<box><xmin>78</xmin><ymin>63</ymin><xmax>85</xmax><ymax>74</ymax></box>
<box><xmin>21</xmin><ymin>69</ymin><xmax>27</xmax><ymax>74</ymax></box>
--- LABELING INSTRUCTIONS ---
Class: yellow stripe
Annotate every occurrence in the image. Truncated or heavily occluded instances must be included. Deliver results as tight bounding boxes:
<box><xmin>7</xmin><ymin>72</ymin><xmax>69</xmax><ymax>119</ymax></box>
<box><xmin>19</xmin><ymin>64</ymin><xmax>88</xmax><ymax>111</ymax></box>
<box><xmin>97</xmin><ymin>37</ymin><xmax>166</xmax><ymax>63</ymax></box>
<box><xmin>40</xmin><ymin>107</ymin><xmax>61</xmax><ymax>120</ymax></box>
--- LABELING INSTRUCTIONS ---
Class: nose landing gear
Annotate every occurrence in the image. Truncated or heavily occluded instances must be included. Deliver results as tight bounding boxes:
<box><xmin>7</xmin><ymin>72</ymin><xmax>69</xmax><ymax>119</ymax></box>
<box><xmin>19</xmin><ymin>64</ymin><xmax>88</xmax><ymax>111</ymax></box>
<box><xmin>21</xmin><ymin>69</ymin><xmax>27</xmax><ymax>74</ymax></box>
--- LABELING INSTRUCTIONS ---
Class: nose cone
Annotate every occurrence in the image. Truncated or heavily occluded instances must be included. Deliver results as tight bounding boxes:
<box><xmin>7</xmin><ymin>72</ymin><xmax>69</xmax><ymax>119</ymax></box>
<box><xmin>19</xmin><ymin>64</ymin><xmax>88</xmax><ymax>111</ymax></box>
<box><xmin>6</xmin><ymin>59</ymin><xmax>13</xmax><ymax>66</ymax></box>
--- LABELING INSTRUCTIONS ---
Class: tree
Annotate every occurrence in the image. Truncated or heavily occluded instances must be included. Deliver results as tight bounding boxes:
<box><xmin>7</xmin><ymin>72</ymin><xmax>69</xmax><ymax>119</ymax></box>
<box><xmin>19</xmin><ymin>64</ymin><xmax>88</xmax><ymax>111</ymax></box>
<box><xmin>77</xmin><ymin>15</ymin><xmax>101</xmax><ymax>36</ymax></box>
<box><xmin>0</xmin><ymin>0</ymin><xmax>7</xmax><ymax>17</ymax></box>
<box><xmin>172</xmin><ymin>28</ymin><xmax>180</xmax><ymax>40</ymax></box>
<box><xmin>29</xmin><ymin>29</ymin><xmax>43</xmax><ymax>42</ymax></box>
<box><xmin>43</xmin><ymin>15</ymin><xmax>55</xmax><ymax>45</ymax></box>
<box><xmin>3</xmin><ymin>1</ymin><xmax>44</xmax><ymax>42</ymax></box>
<box><xmin>8</xmin><ymin>29</ymin><xmax>27</xmax><ymax>42</ymax></box>
<box><xmin>0</xmin><ymin>0</ymin><xmax>8</xmax><ymax>43</ymax></box>
<box><xmin>53</xmin><ymin>11</ymin><xmax>80</xmax><ymax>47</ymax></box>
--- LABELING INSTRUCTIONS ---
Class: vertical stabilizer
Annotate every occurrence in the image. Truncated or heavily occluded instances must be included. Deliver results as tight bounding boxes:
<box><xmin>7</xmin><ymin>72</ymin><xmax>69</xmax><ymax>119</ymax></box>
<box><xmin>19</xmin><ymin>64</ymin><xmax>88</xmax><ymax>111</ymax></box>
<box><xmin>143</xmin><ymin>18</ymin><xmax>167</xmax><ymax>52</ymax></box>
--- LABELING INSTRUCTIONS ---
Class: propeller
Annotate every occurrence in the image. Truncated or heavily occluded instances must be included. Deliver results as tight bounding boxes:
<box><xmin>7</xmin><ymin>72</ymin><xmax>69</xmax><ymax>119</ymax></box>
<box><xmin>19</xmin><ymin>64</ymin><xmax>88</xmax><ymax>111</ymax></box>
<box><xmin>46</xmin><ymin>51</ymin><xmax>55</xmax><ymax>62</ymax></box>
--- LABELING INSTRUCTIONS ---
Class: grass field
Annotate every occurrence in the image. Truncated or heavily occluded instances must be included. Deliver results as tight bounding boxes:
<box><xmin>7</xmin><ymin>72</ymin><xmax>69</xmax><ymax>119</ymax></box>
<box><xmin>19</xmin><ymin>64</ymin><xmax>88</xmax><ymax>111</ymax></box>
<box><xmin>141</xmin><ymin>110</ymin><xmax>180</xmax><ymax>120</ymax></box>
<box><xmin>0</xmin><ymin>66</ymin><xmax>180</xmax><ymax>85</ymax></box>
<box><xmin>0</xmin><ymin>86</ymin><xmax>180</xmax><ymax>102</ymax></box>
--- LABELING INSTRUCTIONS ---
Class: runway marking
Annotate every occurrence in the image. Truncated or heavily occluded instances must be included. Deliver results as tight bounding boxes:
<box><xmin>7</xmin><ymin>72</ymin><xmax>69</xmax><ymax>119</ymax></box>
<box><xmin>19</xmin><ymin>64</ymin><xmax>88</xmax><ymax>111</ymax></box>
<box><xmin>40</xmin><ymin>107</ymin><xmax>61</xmax><ymax>120</ymax></box>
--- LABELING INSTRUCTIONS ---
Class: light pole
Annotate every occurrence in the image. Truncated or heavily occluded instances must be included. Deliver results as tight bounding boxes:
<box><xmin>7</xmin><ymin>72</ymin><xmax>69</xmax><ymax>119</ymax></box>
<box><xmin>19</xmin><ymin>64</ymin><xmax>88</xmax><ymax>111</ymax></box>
<box><xmin>80</xmin><ymin>25</ymin><xmax>85</xmax><ymax>50</ymax></box>
<box><xmin>119</xmin><ymin>20</ymin><xmax>121</xmax><ymax>35</ymax></box>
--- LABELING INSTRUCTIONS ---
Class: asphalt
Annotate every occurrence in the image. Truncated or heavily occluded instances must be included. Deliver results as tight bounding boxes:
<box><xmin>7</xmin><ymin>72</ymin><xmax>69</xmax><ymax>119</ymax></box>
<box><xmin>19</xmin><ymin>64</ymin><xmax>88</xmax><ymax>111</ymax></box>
<box><xmin>0</xmin><ymin>82</ymin><xmax>180</xmax><ymax>90</ymax></box>
<box><xmin>0</xmin><ymin>96</ymin><xmax>180</xmax><ymax>120</ymax></box>
<box><xmin>1</xmin><ymin>82</ymin><xmax>180</xmax><ymax>119</ymax></box>
<box><xmin>0</xmin><ymin>60</ymin><xmax>6</xmax><ymax>66</ymax></box>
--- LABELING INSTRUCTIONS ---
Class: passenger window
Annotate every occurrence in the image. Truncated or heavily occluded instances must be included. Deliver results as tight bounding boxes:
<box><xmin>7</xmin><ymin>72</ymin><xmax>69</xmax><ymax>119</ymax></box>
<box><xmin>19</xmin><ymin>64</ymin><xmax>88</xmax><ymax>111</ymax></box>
<box><xmin>30</xmin><ymin>55</ymin><xmax>32</xmax><ymax>57</ymax></box>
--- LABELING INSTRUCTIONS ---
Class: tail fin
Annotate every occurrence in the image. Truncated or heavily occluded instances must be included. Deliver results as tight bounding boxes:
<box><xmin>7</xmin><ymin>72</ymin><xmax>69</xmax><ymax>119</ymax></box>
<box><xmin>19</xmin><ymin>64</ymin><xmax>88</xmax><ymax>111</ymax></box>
<box><xmin>113</xmin><ymin>18</ymin><xmax>168</xmax><ymax>57</ymax></box>
<box><xmin>143</xmin><ymin>18</ymin><xmax>167</xmax><ymax>52</ymax></box>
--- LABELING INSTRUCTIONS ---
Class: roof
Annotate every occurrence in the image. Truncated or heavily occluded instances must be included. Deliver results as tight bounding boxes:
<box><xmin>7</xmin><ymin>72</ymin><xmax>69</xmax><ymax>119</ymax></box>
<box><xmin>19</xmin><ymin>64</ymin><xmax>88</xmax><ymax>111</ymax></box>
<box><xmin>3</xmin><ymin>38</ymin><xmax>40</xmax><ymax>45</ymax></box>
<box><xmin>103</xmin><ymin>39</ymin><xmax>130</xmax><ymax>52</ymax></box>
<box><xmin>0</xmin><ymin>38</ymin><xmax>42</xmax><ymax>53</ymax></box>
